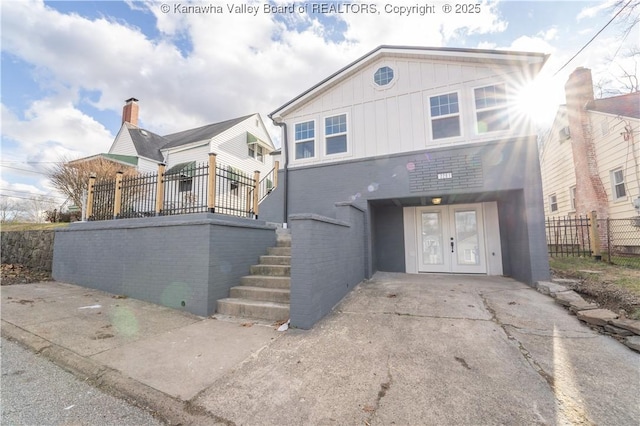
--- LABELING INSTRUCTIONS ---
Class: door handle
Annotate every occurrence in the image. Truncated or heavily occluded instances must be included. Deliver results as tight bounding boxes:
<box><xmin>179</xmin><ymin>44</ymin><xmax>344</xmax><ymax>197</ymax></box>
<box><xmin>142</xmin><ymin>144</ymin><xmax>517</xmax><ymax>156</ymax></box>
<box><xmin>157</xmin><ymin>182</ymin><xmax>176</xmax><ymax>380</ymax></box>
<box><xmin>450</xmin><ymin>238</ymin><xmax>454</xmax><ymax>253</ymax></box>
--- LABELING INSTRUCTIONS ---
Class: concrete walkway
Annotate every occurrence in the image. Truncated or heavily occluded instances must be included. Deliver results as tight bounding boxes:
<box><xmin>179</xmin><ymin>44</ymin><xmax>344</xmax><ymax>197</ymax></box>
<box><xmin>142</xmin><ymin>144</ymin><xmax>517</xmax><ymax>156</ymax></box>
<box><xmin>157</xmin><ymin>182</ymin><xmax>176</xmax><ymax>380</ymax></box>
<box><xmin>2</xmin><ymin>273</ymin><xmax>639</xmax><ymax>425</ymax></box>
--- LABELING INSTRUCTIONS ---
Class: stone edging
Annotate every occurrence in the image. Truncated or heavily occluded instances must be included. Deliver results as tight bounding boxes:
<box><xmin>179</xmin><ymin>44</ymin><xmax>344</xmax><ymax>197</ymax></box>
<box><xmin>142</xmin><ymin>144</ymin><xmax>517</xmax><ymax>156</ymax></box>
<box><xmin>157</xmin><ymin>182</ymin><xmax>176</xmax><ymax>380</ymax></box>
<box><xmin>536</xmin><ymin>280</ymin><xmax>640</xmax><ymax>353</ymax></box>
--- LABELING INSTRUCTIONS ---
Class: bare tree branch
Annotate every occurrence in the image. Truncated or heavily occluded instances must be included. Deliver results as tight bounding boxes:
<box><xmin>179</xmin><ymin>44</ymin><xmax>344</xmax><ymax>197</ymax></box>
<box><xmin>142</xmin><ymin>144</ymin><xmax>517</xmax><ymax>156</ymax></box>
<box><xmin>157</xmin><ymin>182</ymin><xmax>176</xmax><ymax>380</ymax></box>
<box><xmin>47</xmin><ymin>156</ymin><xmax>138</xmax><ymax>212</ymax></box>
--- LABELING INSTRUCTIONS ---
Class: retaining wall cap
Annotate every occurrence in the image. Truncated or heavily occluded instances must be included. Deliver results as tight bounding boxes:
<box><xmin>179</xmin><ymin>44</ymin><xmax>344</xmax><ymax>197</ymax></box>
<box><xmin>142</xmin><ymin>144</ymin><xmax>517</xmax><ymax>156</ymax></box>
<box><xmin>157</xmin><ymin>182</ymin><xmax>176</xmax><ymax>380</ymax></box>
<box><xmin>289</xmin><ymin>213</ymin><xmax>350</xmax><ymax>227</ymax></box>
<box><xmin>56</xmin><ymin>214</ymin><xmax>276</xmax><ymax>232</ymax></box>
<box><xmin>334</xmin><ymin>201</ymin><xmax>366</xmax><ymax>212</ymax></box>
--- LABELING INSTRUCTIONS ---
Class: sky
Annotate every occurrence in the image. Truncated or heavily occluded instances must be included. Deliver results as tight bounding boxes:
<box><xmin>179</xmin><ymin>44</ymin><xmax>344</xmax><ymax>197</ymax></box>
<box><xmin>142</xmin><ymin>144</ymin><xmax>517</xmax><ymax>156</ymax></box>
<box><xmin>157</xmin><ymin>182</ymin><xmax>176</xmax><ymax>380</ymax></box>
<box><xmin>1</xmin><ymin>0</ymin><xmax>639</xmax><ymax>211</ymax></box>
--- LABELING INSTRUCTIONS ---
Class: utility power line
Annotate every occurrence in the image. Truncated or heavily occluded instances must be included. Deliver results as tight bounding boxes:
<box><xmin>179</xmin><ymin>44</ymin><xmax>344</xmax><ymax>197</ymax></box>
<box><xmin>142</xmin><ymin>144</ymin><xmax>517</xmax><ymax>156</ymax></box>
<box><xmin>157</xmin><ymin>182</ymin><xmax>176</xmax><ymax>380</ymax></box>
<box><xmin>0</xmin><ymin>188</ymin><xmax>66</xmax><ymax>201</ymax></box>
<box><xmin>1</xmin><ymin>165</ymin><xmax>49</xmax><ymax>175</ymax></box>
<box><xmin>554</xmin><ymin>0</ymin><xmax>634</xmax><ymax>76</ymax></box>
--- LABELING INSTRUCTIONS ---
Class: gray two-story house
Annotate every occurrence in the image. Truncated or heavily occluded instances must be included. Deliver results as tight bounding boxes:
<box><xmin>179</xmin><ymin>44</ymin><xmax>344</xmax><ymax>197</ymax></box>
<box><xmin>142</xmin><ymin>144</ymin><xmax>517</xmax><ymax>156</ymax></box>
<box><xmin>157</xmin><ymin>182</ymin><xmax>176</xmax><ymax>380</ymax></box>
<box><xmin>261</xmin><ymin>45</ymin><xmax>550</xmax><ymax>287</ymax></box>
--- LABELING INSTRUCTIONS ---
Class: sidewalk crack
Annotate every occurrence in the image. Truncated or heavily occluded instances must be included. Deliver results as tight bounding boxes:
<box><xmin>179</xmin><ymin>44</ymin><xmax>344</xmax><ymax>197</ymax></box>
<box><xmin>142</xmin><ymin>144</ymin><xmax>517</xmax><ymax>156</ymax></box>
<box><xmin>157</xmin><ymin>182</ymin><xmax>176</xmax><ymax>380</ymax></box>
<box><xmin>364</xmin><ymin>356</ymin><xmax>393</xmax><ymax>425</ymax></box>
<box><xmin>479</xmin><ymin>293</ymin><xmax>555</xmax><ymax>388</ymax></box>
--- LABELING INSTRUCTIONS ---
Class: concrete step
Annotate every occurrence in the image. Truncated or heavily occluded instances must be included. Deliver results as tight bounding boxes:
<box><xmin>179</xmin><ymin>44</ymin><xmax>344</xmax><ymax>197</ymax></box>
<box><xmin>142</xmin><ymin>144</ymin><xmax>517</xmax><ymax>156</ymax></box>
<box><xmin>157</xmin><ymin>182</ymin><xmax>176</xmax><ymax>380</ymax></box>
<box><xmin>250</xmin><ymin>264</ymin><xmax>290</xmax><ymax>277</ymax></box>
<box><xmin>230</xmin><ymin>286</ymin><xmax>290</xmax><ymax>303</ymax></box>
<box><xmin>276</xmin><ymin>228</ymin><xmax>291</xmax><ymax>238</ymax></box>
<box><xmin>260</xmin><ymin>255</ymin><xmax>291</xmax><ymax>265</ymax></box>
<box><xmin>216</xmin><ymin>298</ymin><xmax>289</xmax><ymax>322</ymax></box>
<box><xmin>240</xmin><ymin>276</ymin><xmax>290</xmax><ymax>289</ymax></box>
<box><xmin>267</xmin><ymin>247</ymin><xmax>291</xmax><ymax>256</ymax></box>
<box><xmin>276</xmin><ymin>239</ymin><xmax>291</xmax><ymax>248</ymax></box>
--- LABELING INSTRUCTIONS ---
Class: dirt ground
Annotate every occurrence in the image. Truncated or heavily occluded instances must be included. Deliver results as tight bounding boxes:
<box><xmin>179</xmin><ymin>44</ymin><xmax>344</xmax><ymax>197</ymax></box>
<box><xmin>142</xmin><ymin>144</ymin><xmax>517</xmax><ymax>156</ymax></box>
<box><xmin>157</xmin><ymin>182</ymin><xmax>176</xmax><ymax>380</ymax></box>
<box><xmin>1</xmin><ymin>264</ymin><xmax>53</xmax><ymax>286</ymax></box>
<box><xmin>550</xmin><ymin>257</ymin><xmax>640</xmax><ymax>319</ymax></box>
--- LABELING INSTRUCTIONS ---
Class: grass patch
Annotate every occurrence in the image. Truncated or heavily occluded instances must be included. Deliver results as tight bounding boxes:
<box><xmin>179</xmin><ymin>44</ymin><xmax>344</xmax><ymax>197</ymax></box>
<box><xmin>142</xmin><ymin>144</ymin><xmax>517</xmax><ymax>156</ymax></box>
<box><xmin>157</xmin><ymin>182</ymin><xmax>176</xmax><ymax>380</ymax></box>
<box><xmin>549</xmin><ymin>256</ymin><xmax>640</xmax><ymax>319</ymax></box>
<box><xmin>550</xmin><ymin>257</ymin><xmax>640</xmax><ymax>296</ymax></box>
<box><xmin>1</xmin><ymin>222</ymin><xmax>69</xmax><ymax>231</ymax></box>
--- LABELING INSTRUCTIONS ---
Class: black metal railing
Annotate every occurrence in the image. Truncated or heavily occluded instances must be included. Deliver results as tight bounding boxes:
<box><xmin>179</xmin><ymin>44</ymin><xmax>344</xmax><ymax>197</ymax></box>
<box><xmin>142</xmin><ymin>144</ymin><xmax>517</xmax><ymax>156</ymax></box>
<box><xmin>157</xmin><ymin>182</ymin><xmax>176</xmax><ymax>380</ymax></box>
<box><xmin>258</xmin><ymin>167</ymin><xmax>277</xmax><ymax>203</ymax></box>
<box><xmin>90</xmin><ymin>179</ymin><xmax>116</xmax><ymax>221</ymax></box>
<box><xmin>87</xmin><ymin>157</ymin><xmax>275</xmax><ymax>221</ymax></box>
<box><xmin>162</xmin><ymin>162</ymin><xmax>209</xmax><ymax>216</ymax></box>
<box><xmin>545</xmin><ymin>215</ymin><xmax>592</xmax><ymax>257</ymax></box>
<box><xmin>118</xmin><ymin>171</ymin><xmax>158</xmax><ymax>218</ymax></box>
<box><xmin>545</xmin><ymin>214</ymin><xmax>640</xmax><ymax>268</ymax></box>
<box><xmin>214</xmin><ymin>166</ymin><xmax>255</xmax><ymax>217</ymax></box>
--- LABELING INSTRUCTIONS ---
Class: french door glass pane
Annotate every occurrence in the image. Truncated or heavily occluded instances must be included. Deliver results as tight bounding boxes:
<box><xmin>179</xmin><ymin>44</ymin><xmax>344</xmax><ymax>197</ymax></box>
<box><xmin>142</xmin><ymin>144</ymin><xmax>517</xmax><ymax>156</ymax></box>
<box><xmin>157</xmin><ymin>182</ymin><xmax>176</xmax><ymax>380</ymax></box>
<box><xmin>421</xmin><ymin>212</ymin><xmax>443</xmax><ymax>265</ymax></box>
<box><xmin>454</xmin><ymin>211</ymin><xmax>479</xmax><ymax>265</ymax></box>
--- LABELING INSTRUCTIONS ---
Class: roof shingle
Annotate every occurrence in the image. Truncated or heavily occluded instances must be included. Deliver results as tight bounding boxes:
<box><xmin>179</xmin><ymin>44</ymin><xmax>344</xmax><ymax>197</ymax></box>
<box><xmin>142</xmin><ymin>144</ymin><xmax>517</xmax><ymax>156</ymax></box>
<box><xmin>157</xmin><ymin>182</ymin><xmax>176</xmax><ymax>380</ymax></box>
<box><xmin>587</xmin><ymin>92</ymin><xmax>640</xmax><ymax>119</ymax></box>
<box><xmin>124</xmin><ymin>114</ymin><xmax>255</xmax><ymax>161</ymax></box>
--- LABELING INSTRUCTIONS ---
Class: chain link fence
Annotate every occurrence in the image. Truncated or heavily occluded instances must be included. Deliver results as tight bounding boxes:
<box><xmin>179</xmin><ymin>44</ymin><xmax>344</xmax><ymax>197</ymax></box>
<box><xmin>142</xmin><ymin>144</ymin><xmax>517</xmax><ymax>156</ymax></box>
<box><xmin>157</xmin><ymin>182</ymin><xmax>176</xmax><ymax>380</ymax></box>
<box><xmin>598</xmin><ymin>217</ymin><xmax>640</xmax><ymax>268</ymax></box>
<box><xmin>546</xmin><ymin>215</ymin><xmax>640</xmax><ymax>268</ymax></box>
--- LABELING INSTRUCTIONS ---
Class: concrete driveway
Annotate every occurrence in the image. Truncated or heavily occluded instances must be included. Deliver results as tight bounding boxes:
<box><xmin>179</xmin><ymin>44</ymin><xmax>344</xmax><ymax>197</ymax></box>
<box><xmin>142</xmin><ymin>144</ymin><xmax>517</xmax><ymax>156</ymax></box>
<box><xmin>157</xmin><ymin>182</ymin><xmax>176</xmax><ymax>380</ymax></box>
<box><xmin>193</xmin><ymin>272</ymin><xmax>639</xmax><ymax>425</ymax></box>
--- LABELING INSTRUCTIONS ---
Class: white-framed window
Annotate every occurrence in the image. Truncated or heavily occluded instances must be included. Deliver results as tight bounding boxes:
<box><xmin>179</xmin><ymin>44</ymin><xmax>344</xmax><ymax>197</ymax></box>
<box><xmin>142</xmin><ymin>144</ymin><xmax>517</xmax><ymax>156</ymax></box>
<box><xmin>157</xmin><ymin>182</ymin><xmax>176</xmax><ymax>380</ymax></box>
<box><xmin>611</xmin><ymin>168</ymin><xmax>626</xmax><ymax>200</ymax></box>
<box><xmin>549</xmin><ymin>194</ymin><xmax>558</xmax><ymax>212</ymax></box>
<box><xmin>325</xmin><ymin>114</ymin><xmax>347</xmax><ymax>155</ymax></box>
<box><xmin>474</xmin><ymin>83</ymin><xmax>509</xmax><ymax>133</ymax></box>
<box><xmin>179</xmin><ymin>178</ymin><xmax>192</xmax><ymax>193</ymax></box>
<box><xmin>429</xmin><ymin>92</ymin><xmax>461</xmax><ymax>140</ymax></box>
<box><xmin>294</xmin><ymin>120</ymin><xmax>315</xmax><ymax>160</ymax></box>
<box><xmin>569</xmin><ymin>186</ymin><xmax>576</xmax><ymax>211</ymax></box>
<box><xmin>248</xmin><ymin>144</ymin><xmax>265</xmax><ymax>163</ymax></box>
<box><xmin>374</xmin><ymin>66</ymin><xmax>394</xmax><ymax>86</ymax></box>
<box><xmin>601</xmin><ymin>119</ymin><xmax>609</xmax><ymax>136</ymax></box>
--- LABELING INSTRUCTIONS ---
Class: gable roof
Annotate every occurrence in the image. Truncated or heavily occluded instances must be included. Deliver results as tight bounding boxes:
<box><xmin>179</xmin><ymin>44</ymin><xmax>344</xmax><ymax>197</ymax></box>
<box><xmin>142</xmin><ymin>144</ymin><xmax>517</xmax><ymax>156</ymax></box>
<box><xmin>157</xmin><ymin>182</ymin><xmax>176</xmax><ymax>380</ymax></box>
<box><xmin>161</xmin><ymin>114</ymin><xmax>254</xmax><ymax>149</ymax></box>
<box><xmin>69</xmin><ymin>153</ymin><xmax>138</xmax><ymax>167</ymax></box>
<box><xmin>269</xmin><ymin>45</ymin><xmax>549</xmax><ymax>120</ymax></box>
<box><xmin>121</xmin><ymin>113</ymin><xmax>260</xmax><ymax>162</ymax></box>
<box><xmin>126</xmin><ymin>123</ymin><xmax>167</xmax><ymax>162</ymax></box>
<box><xmin>586</xmin><ymin>92</ymin><xmax>640</xmax><ymax>119</ymax></box>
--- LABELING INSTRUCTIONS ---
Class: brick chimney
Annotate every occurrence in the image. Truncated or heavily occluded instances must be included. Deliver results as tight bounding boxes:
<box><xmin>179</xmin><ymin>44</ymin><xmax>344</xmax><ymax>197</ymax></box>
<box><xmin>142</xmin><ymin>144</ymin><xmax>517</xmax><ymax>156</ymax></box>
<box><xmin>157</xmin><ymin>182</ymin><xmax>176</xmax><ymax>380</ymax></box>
<box><xmin>122</xmin><ymin>97</ymin><xmax>139</xmax><ymax>126</ymax></box>
<box><xmin>564</xmin><ymin>68</ymin><xmax>608</xmax><ymax>218</ymax></box>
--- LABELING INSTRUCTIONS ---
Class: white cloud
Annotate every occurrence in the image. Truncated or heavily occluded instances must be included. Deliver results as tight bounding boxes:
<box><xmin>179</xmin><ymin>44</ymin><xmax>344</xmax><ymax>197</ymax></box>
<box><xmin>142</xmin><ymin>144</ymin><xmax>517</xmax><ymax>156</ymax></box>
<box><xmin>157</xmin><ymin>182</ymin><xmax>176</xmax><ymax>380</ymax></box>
<box><xmin>1</xmin><ymin>96</ymin><xmax>114</xmax><ymax>161</ymax></box>
<box><xmin>538</xmin><ymin>27</ymin><xmax>558</xmax><ymax>41</ymax></box>
<box><xmin>1</xmin><ymin>0</ymin><xmax>513</xmax><ymax>198</ymax></box>
<box><xmin>509</xmin><ymin>36</ymin><xmax>555</xmax><ymax>54</ymax></box>
<box><xmin>577</xmin><ymin>0</ymin><xmax>617</xmax><ymax>21</ymax></box>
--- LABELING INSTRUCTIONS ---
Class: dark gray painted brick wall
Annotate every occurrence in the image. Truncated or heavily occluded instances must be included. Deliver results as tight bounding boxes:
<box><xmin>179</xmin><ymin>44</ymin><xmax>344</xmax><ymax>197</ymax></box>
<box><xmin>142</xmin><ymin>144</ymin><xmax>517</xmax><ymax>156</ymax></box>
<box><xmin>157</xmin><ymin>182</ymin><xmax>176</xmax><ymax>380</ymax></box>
<box><xmin>53</xmin><ymin>214</ymin><xmax>276</xmax><ymax>316</ymax></box>
<box><xmin>258</xmin><ymin>170</ymin><xmax>285</xmax><ymax>223</ymax></box>
<box><xmin>409</xmin><ymin>154</ymin><xmax>483</xmax><ymax>192</ymax></box>
<box><xmin>260</xmin><ymin>138</ymin><xmax>550</xmax><ymax>285</ymax></box>
<box><xmin>372</xmin><ymin>205</ymin><xmax>405</xmax><ymax>272</ymax></box>
<box><xmin>290</xmin><ymin>204</ymin><xmax>365</xmax><ymax>329</ymax></box>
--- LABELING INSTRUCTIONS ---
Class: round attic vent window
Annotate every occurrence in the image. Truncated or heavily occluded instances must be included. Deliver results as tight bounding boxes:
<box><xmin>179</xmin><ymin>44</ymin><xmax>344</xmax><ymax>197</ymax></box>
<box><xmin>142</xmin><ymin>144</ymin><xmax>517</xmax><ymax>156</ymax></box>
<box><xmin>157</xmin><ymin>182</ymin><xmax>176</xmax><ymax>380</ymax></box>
<box><xmin>374</xmin><ymin>66</ymin><xmax>394</xmax><ymax>86</ymax></box>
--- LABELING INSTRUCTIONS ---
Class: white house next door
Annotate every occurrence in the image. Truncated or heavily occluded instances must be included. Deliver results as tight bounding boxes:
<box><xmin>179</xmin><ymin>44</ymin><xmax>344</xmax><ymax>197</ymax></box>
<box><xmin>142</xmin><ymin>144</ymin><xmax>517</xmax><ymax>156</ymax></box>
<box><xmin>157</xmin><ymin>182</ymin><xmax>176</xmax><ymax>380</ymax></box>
<box><xmin>416</xmin><ymin>204</ymin><xmax>486</xmax><ymax>274</ymax></box>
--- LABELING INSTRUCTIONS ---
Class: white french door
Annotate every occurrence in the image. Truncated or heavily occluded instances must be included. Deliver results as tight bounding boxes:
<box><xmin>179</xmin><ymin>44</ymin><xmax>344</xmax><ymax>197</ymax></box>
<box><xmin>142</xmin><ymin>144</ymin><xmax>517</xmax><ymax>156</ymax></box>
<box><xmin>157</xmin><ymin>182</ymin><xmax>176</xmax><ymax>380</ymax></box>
<box><xmin>416</xmin><ymin>204</ymin><xmax>486</xmax><ymax>273</ymax></box>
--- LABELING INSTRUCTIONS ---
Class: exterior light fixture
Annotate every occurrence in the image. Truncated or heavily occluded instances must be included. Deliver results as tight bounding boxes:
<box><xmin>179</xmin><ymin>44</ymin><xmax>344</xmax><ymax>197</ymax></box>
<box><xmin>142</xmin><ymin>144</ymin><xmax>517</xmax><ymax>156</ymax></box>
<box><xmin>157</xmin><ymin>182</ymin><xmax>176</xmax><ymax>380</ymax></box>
<box><xmin>431</xmin><ymin>197</ymin><xmax>442</xmax><ymax>205</ymax></box>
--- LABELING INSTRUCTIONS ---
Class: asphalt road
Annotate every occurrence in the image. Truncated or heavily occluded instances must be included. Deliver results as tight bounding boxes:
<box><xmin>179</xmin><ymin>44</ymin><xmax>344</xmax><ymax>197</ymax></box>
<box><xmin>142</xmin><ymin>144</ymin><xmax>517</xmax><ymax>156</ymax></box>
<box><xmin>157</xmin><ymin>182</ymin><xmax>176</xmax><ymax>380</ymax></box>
<box><xmin>1</xmin><ymin>337</ymin><xmax>163</xmax><ymax>426</ymax></box>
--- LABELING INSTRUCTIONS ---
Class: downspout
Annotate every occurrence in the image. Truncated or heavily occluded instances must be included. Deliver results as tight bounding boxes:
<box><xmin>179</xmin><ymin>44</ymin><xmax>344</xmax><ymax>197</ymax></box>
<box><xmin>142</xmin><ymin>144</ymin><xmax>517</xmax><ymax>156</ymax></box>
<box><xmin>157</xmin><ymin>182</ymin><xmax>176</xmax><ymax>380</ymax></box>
<box><xmin>272</xmin><ymin>119</ymin><xmax>289</xmax><ymax>228</ymax></box>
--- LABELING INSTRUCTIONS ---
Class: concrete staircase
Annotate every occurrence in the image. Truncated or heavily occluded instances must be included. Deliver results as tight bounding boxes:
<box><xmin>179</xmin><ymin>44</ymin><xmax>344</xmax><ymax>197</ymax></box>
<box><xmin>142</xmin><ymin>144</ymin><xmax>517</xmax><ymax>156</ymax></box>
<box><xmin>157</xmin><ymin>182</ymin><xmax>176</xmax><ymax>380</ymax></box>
<box><xmin>216</xmin><ymin>230</ymin><xmax>290</xmax><ymax>322</ymax></box>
